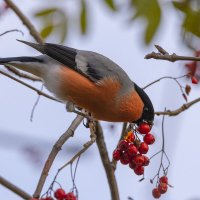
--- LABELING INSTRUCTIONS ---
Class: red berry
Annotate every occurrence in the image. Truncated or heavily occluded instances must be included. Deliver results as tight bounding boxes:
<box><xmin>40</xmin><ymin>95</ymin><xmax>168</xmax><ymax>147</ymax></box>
<box><xmin>129</xmin><ymin>161</ymin><xmax>137</xmax><ymax>169</ymax></box>
<box><xmin>64</xmin><ymin>192</ymin><xmax>77</xmax><ymax>200</ymax></box>
<box><xmin>134</xmin><ymin>166</ymin><xmax>144</xmax><ymax>175</ymax></box>
<box><xmin>144</xmin><ymin>134</ymin><xmax>155</xmax><ymax>145</ymax></box>
<box><xmin>191</xmin><ymin>76</ymin><xmax>198</xmax><ymax>84</ymax></box>
<box><xmin>120</xmin><ymin>158</ymin><xmax>129</xmax><ymax>165</ymax></box>
<box><xmin>143</xmin><ymin>155</ymin><xmax>150</xmax><ymax>166</ymax></box>
<box><xmin>127</xmin><ymin>144</ymin><xmax>138</xmax><ymax>156</ymax></box>
<box><xmin>138</xmin><ymin>123</ymin><xmax>151</xmax><ymax>134</ymax></box>
<box><xmin>158</xmin><ymin>183</ymin><xmax>168</xmax><ymax>194</ymax></box>
<box><xmin>54</xmin><ymin>188</ymin><xmax>66</xmax><ymax>199</ymax></box>
<box><xmin>45</xmin><ymin>197</ymin><xmax>54</xmax><ymax>200</ymax></box>
<box><xmin>138</xmin><ymin>142</ymin><xmax>149</xmax><ymax>154</ymax></box>
<box><xmin>152</xmin><ymin>188</ymin><xmax>161</xmax><ymax>199</ymax></box>
<box><xmin>159</xmin><ymin>176</ymin><xmax>168</xmax><ymax>184</ymax></box>
<box><xmin>118</xmin><ymin>140</ymin><xmax>129</xmax><ymax>151</ymax></box>
<box><xmin>113</xmin><ymin>149</ymin><xmax>121</xmax><ymax>161</ymax></box>
<box><xmin>133</xmin><ymin>154</ymin><xmax>145</xmax><ymax>166</ymax></box>
<box><xmin>120</xmin><ymin>151</ymin><xmax>129</xmax><ymax>165</ymax></box>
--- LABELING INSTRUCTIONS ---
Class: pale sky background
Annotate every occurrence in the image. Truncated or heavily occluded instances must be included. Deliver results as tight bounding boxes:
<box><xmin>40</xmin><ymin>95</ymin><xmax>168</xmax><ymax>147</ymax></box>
<box><xmin>0</xmin><ymin>0</ymin><xmax>200</xmax><ymax>200</ymax></box>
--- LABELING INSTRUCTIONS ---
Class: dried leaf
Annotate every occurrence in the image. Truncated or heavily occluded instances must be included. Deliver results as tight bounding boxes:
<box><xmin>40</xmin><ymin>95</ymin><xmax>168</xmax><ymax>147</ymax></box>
<box><xmin>185</xmin><ymin>84</ymin><xmax>191</xmax><ymax>95</ymax></box>
<box><xmin>104</xmin><ymin>0</ymin><xmax>116</xmax><ymax>11</ymax></box>
<box><xmin>58</xmin><ymin>13</ymin><xmax>68</xmax><ymax>43</ymax></box>
<box><xmin>34</xmin><ymin>8</ymin><xmax>57</xmax><ymax>17</ymax></box>
<box><xmin>80</xmin><ymin>0</ymin><xmax>87</xmax><ymax>34</ymax></box>
<box><xmin>173</xmin><ymin>1</ymin><xmax>200</xmax><ymax>38</ymax></box>
<box><xmin>172</xmin><ymin>1</ymin><xmax>189</xmax><ymax>13</ymax></box>
<box><xmin>40</xmin><ymin>25</ymin><xmax>54</xmax><ymax>38</ymax></box>
<box><xmin>131</xmin><ymin>0</ymin><xmax>161</xmax><ymax>44</ymax></box>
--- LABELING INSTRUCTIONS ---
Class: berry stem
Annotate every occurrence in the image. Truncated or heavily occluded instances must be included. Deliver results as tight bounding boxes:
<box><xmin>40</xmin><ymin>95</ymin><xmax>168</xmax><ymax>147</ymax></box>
<box><xmin>150</xmin><ymin>108</ymin><xmax>171</xmax><ymax>186</ymax></box>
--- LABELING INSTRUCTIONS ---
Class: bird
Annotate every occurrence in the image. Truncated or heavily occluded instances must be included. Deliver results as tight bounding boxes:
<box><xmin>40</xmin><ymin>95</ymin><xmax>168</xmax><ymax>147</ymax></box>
<box><xmin>0</xmin><ymin>40</ymin><xmax>154</xmax><ymax>124</ymax></box>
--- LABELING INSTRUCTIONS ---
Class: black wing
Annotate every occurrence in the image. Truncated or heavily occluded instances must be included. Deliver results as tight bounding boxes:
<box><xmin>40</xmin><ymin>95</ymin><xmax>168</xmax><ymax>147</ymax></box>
<box><xmin>17</xmin><ymin>40</ymin><xmax>131</xmax><ymax>84</ymax></box>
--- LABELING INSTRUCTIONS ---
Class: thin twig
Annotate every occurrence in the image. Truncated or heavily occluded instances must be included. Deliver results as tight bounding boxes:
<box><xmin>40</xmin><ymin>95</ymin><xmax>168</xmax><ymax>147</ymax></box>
<box><xmin>95</xmin><ymin>122</ymin><xmax>120</xmax><ymax>200</ymax></box>
<box><xmin>4</xmin><ymin>0</ymin><xmax>43</xmax><ymax>44</ymax></box>
<box><xmin>0</xmin><ymin>29</ymin><xmax>24</xmax><ymax>37</ymax></box>
<box><xmin>155</xmin><ymin>97</ymin><xmax>200</xmax><ymax>116</ymax></box>
<box><xmin>33</xmin><ymin>115</ymin><xmax>84</xmax><ymax>198</ymax></box>
<box><xmin>5</xmin><ymin>65</ymin><xmax>42</xmax><ymax>82</ymax></box>
<box><xmin>0</xmin><ymin>70</ymin><xmax>60</xmax><ymax>102</ymax></box>
<box><xmin>143</xmin><ymin>74</ymin><xmax>188</xmax><ymax>90</ymax></box>
<box><xmin>150</xmin><ymin>108</ymin><xmax>170</xmax><ymax>186</ymax></box>
<box><xmin>30</xmin><ymin>84</ymin><xmax>44</xmax><ymax>122</ymax></box>
<box><xmin>0</xmin><ymin>176</ymin><xmax>31</xmax><ymax>200</ymax></box>
<box><xmin>145</xmin><ymin>45</ymin><xmax>200</xmax><ymax>62</ymax></box>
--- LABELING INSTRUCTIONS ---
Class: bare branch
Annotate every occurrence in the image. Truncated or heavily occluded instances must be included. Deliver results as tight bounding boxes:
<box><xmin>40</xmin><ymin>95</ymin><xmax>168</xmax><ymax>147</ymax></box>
<box><xmin>33</xmin><ymin>115</ymin><xmax>84</xmax><ymax>199</ymax></box>
<box><xmin>0</xmin><ymin>70</ymin><xmax>60</xmax><ymax>102</ymax></box>
<box><xmin>5</xmin><ymin>65</ymin><xmax>42</xmax><ymax>82</ymax></box>
<box><xmin>95</xmin><ymin>122</ymin><xmax>120</xmax><ymax>200</ymax></box>
<box><xmin>58</xmin><ymin>121</ymin><xmax>97</xmax><ymax>171</ymax></box>
<box><xmin>145</xmin><ymin>45</ymin><xmax>200</xmax><ymax>62</ymax></box>
<box><xmin>4</xmin><ymin>0</ymin><xmax>43</xmax><ymax>44</ymax></box>
<box><xmin>0</xmin><ymin>176</ymin><xmax>31</xmax><ymax>200</ymax></box>
<box><xmin>155</xmin><ymin>97</ymin><xmax>200</xmax><ymax>116</ymax></box>
<box><xmin>0</xmin><ymin>29</ymin><xmax>24</xmax><ymax>37</ymax></box>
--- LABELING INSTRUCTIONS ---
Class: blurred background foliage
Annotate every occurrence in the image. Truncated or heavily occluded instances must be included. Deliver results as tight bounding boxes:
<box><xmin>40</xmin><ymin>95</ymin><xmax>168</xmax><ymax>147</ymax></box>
<box><xmin>32</xmin><ymin>0</ymin><xmax>200</xmax><ymax>48</ymax></box>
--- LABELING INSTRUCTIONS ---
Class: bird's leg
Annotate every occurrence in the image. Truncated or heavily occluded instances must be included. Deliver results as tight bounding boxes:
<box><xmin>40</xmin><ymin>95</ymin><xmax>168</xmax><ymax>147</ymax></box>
<box><xmin>66</xmin><ymin>101</ymin><xmax>75</xmax><ymax>112</ymax></box>
<box><xmin>66</xmin><ymin>102</ymin><xmax>93</xmax><ymax>123</ymax></box>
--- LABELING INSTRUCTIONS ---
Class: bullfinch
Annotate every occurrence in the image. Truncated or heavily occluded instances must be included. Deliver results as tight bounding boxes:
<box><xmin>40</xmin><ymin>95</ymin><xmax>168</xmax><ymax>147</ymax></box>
<box><xmin>0</xmin><ymin>40</ymin><xmax>154</xmax><ymax>124</ymax></box>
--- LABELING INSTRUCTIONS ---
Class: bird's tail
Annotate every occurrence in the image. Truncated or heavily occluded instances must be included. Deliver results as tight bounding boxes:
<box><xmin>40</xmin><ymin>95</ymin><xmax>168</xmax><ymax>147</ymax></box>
<box><xmin>0</xmin><ymin>56</ymin><xmax>45</xmax><ymax>77</ymax></box>
<box><xmin>0</xmin><ymin>56</ymin><xmax>43</xmax><ymax>64</ymax></box>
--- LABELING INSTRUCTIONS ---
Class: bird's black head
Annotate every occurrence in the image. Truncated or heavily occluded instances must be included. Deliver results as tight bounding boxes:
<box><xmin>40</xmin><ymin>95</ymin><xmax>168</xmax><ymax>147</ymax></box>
<box><xmin>133</xmin><ymin>83</ymin><xmax>154</xmax><ymax>125</ymax></box>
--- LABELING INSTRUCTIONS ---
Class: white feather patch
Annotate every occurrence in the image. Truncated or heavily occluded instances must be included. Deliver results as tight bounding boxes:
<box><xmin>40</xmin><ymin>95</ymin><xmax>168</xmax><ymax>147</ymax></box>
<box><xmin>75</xmin><ymin>54</ymin><xmax>88</xmax><ymax>73</ymax></box>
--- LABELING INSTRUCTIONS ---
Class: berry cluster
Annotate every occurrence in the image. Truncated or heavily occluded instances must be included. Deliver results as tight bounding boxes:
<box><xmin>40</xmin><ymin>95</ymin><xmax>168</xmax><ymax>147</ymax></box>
<box><xmin>113</xmin><ymin>122</ymin><xmax>155</xmax><ymax>175</ymax></box>
<box><xmin>152</xmin><ymin>176</ymin><xmax>169</xmax><ymax>199</ymax></box>
<box><xmin>30</xmin><ymin>188</ymin><xmax>77</xmax><ymax>200</ymax></box>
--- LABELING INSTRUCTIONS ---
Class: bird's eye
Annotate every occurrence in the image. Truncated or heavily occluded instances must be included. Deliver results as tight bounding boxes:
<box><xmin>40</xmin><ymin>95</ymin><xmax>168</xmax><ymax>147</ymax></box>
<box><xmin>144</xmin><ymin>107</ymin><xmax>149</xmax><ymax>111</ymax></box>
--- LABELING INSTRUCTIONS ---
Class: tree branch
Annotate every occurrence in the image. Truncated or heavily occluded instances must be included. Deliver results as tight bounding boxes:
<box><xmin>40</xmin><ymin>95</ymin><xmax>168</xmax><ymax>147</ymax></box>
<box><xmin>4</xmin><ymin>0</ymin><xmax>43</xmax><ymax>44</ymax></box>
<box><xmin>0</xmin><ymin>176</ymin><xmax>31</xmax><ymax>200</ymax></box>
<box><xmin>95</xmin><ymin>122</ymin><xmax>120</xmax><ymax>200</ymax></box>
<box><xmin>33</xmin><ymin>115</ymin><xmax>84</xmax><ymax>199</ymax></box>
<box><xmin>145</xmin><ymin>45</ymin><xmax>200</xmax><ymax>62</ymax></box>
<box><xmin>155</xmin><ymin>97</ymin><xmax>200</xmax><ymax>116</ymax></box>
<box><xmin>58</xmin><ymin>121</ymin><xmax>97</xmax><ymax>171</ymax></box>
<box><xmin>5</xmin><ymin>65</ymin><xmax>42</xmax><ymax>82</ymax></box>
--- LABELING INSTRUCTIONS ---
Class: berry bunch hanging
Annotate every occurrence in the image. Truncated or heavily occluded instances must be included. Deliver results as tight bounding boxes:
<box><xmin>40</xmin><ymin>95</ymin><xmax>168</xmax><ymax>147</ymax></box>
<box><xmin>112</xmin><ymin>122</ymin><xmax>155</xmax><ymax>176</ymax></box>
<box><xmin>30</xmin><ymin>188</ymin><xmax>77</xmax><ymax>200</ymax></box>
<box><xmin>152</xmin><ymin>176</ymin><xmax>169</xmax><ymax>199</ymax></box>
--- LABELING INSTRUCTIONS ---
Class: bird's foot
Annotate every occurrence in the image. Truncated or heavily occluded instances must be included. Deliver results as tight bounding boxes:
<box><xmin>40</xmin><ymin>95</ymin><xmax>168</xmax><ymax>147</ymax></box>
<box><xmin>66</xmin><ymin>103</ymin><xmax>93</xmax><ymax>126</ymax></box>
